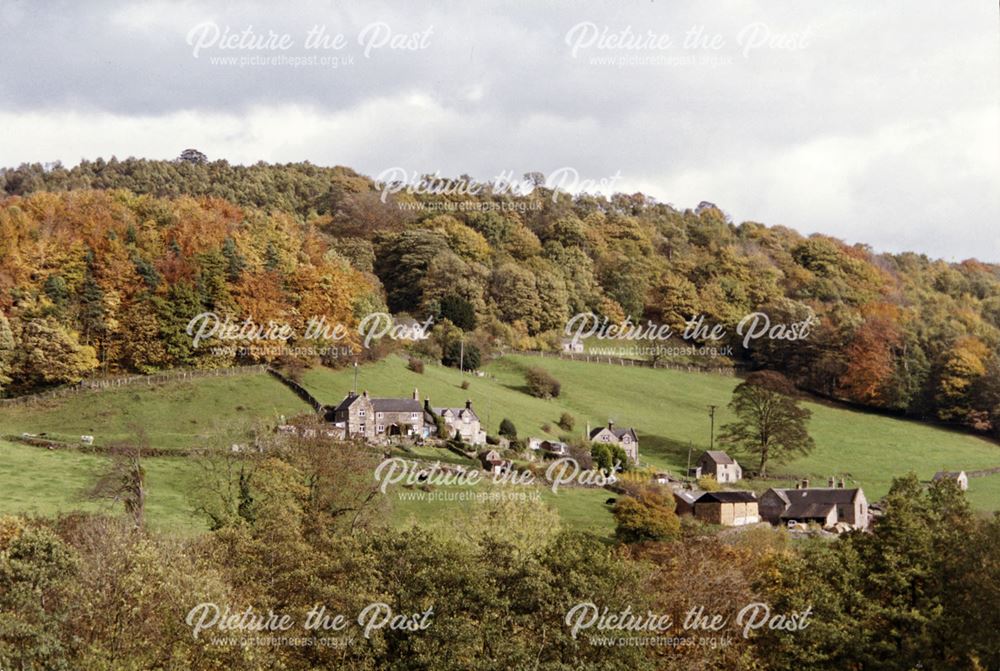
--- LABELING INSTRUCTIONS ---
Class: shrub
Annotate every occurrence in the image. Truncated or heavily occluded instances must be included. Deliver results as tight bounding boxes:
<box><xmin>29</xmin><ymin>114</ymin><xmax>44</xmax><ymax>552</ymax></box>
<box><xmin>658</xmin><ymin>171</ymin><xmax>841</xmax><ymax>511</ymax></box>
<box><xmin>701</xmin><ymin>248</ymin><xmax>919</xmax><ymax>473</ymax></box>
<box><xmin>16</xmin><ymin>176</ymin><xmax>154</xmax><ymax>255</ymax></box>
<box><xmin>407</xmin><ymin>357</ymin><xmax>425</xmax><ymax>374</ymax></box>
<box><xmin>612</xmin><ymin>486</ymin><xmax>681</xmax><ymax>543</ymax></box>
<box><xmin>541</xmin><ymin>423</ymin><xmax>552</xmax><ymax>434</ymax></box>
<box><xmin>696</xmin><ymin>475</ymin><xmax>721</xmax><ymax>492</ymax></box>
<box><xmin>557</xmin><ymin>412</ymin><xmax>575</xmax><ymax>431</ymax></box>
<box><xmin>525</xmin><ymin>366</ymin><xmax>561</xmax><ymax>399</ymax></box>
<box><xmin>499</xmin><ymin>418</ymin><xmax>517</xmax><ymax>439</ymax></box>
<box><xmin>460</xmin><ymin>380</ymin><xmax>470</xmax><ymax>390</ymax></box>
<box><xmin>591</xmin><ymin>443</ymin><xmax>613</xmax><ymax>471</ymax></box>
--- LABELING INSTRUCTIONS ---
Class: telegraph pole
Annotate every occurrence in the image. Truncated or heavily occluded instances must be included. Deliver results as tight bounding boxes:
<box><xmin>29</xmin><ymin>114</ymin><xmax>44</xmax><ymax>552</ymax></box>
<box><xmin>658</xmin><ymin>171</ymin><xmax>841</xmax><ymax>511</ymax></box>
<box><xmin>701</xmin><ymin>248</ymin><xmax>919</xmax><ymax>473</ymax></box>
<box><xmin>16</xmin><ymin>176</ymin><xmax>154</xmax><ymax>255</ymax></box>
<box><xmin>708</xmin><ymin>404</ymin><xmax>717</xmax><ymax>450</ymax></box>
<box><xmin>686</xmin><ymin>442</ymin><xmax>693</xmax><ymax>482</ymax></box>
<box><xmin>353</xmin><ymin>360</ymin><xmax>359</xmax><ymax>394</ymax></box>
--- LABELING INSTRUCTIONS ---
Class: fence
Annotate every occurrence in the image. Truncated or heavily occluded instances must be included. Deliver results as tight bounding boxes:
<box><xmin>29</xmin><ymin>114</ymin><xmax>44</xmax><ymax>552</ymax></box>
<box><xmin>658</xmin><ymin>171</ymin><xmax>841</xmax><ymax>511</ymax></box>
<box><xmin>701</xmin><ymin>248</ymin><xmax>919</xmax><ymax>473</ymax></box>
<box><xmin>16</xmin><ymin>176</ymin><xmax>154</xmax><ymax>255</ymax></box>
<box><xmin>0</xmin><ymin>364</ymin><xmax>270</xmax><ymax>408</ymax></box>
<box><xmin>511</xmin><ymin>349</ymin><xmax>743</xmax><ymax>376</ymax></box>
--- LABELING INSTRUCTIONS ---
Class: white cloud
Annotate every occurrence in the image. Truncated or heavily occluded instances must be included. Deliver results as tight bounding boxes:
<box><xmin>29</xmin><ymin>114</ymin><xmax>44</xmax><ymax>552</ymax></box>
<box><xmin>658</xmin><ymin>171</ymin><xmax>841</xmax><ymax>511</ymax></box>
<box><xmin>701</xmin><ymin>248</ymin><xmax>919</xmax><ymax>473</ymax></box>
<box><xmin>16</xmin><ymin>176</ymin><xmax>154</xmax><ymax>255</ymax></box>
<box><xmin>0</xmin><ymin>0</ymin><xmax>997</xmax><ymax>262</ymax></box>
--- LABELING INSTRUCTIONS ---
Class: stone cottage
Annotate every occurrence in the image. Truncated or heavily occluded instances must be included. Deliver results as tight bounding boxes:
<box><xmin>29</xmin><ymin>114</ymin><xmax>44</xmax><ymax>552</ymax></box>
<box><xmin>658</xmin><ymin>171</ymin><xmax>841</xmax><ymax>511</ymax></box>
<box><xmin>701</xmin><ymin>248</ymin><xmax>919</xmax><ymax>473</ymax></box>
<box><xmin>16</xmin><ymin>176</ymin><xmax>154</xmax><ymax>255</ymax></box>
<box><xmin>588</xmin><ymin>421</ymin><xmax>639</xmax><ymax>463</ymax></box>
<box><xmin>331</xmin><ymin>389</ymin><xmax>424</xmax><ymax>441</ymax></box>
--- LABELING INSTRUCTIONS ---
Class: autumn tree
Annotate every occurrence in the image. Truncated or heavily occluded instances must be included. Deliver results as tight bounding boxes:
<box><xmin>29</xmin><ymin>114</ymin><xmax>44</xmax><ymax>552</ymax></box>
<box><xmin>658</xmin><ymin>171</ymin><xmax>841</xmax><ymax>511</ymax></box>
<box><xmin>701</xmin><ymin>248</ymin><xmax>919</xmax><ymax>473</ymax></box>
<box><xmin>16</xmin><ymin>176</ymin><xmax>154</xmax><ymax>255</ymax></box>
<box><xmin>612</xmin><ymin>485</ymin><xmax>681</xmax><ymax>543</ymax></box>
<box><xmin>719</xmin><ymin>370</ymin><xmax>815</xmax><ymax>476</ymax></box>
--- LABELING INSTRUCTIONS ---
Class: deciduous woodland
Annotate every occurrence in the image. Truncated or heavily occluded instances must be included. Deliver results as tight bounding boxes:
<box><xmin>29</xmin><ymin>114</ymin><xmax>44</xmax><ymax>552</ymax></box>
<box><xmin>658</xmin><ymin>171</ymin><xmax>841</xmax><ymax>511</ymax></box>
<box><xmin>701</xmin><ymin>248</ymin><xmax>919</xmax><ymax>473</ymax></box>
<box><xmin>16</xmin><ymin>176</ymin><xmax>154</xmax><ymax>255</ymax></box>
<box><xmin>2</xmin><ymin>159</ymin><xmax>997</xmax><ymax>435</ymax></box>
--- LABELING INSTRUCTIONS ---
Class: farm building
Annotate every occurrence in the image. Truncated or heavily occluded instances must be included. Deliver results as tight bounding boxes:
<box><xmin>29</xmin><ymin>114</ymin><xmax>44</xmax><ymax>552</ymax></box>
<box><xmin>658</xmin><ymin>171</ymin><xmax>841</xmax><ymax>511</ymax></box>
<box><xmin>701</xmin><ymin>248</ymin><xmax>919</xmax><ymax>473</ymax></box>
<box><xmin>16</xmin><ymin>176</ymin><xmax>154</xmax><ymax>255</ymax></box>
<box><xmin>330</xmin><ymin>389</ymin><xmax>424</xmax><ymax>441</ymax></box>
<box><xmin>696</xmin><ymin>450</ymin><xmax>742</xmax><ymax>483</ymax></box>
<box><xmin>759</xmin><ymin>485</ymin><xmax>870</xmax><ymax>530</ymax></box>
<box><xmin>932</xmin><ymin>470</ymin><xmax>968</xmax><ymax>491</ymax></box>
<box><xmin>693</xmin><ymin>491</ymin><xmax>760</xmax><ymax>526</ymax></box>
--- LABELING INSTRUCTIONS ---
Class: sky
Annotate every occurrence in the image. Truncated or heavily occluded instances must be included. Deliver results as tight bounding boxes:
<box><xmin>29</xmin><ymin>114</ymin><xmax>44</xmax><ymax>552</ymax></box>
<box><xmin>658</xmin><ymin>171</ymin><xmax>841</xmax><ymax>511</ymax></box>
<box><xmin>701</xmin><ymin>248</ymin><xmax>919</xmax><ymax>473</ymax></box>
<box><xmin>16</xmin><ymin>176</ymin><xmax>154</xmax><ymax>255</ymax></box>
<box><xmin>0</xmin><ymin>0</ymin><xmax>997</xmax><ymax>262</ymax></box>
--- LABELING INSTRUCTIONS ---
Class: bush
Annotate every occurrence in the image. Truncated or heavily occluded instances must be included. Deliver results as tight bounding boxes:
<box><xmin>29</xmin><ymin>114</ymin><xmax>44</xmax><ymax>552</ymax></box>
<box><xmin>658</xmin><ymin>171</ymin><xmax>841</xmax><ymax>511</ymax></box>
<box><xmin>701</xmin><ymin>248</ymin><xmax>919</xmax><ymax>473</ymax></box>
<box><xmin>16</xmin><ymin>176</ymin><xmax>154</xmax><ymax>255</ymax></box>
<box><xmin>612</xmin><ymin>486</ymin><xmax>681</xmax><ymax>543</ymax></box>
<box><xmin>460</xmin><ymin>380</ymin><xmax>470</xmax><ymax>390</ymax></box>
<box><xmin>697</xmin><ymin>475</ymin><xmax>721</xmax><ymax>492</ymax></box>
<box><xmin>557</xmin><ymin>412</ymin><xmax>575</xmax><ymax>431</ymax></box>
<box><xmin>591</xmin><ymin>443</ymin><xmax>613</xmax><ymax>471</ymax></box>
<box><xmin>407</xmin><ymin>357</ymin><xmax>425</xmax><ymax>374</ymax></box>
<box><xmin>541</xmin><ymin>423</ymin><xmax>552</xmax><ymax>434</ymax></box>
<box><xmin>525</xmin><ymin>366</ymin><xmax>561</xmax><ymax>399</ymax></box>
<box><xmin>499</xmin><ymin>418</ymin><xmax>517</xmax><ymax>439</ymax></box>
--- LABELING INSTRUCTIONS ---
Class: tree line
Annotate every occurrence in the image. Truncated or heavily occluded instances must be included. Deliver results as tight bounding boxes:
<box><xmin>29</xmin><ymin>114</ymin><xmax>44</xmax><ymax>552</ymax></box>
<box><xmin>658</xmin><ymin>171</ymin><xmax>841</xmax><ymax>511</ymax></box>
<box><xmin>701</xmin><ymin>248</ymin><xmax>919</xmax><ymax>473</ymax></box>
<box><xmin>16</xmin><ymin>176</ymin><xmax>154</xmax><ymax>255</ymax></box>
<box><xmin>1</xmin><ymin>158</ymin><xmax>998</xmax><ymax>436</ymax></box>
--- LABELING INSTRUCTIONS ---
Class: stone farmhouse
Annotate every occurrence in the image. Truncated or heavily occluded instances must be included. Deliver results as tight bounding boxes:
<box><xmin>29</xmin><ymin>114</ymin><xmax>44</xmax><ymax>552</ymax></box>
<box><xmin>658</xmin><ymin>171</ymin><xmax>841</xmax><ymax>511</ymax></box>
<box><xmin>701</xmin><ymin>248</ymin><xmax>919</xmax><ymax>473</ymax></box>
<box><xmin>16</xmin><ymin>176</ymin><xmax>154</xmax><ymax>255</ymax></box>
<box><xmin>759</xmin><ymin>483</ymin><xmax>870</xmax><ymax>530</ymax></box>
<box><xmin>588</xmin><ymin>421</ymin><xmax>639</xmax><ymax>463</ymax></box>
<box><xmin>424</xmin><ymin>399</ymin><xmax>487</xmax><ymax>446</ymax></box>
<box><xmin>330</xmin><ymin>389</ymin><xmax>425</xmax><ymax>441</ymax></box>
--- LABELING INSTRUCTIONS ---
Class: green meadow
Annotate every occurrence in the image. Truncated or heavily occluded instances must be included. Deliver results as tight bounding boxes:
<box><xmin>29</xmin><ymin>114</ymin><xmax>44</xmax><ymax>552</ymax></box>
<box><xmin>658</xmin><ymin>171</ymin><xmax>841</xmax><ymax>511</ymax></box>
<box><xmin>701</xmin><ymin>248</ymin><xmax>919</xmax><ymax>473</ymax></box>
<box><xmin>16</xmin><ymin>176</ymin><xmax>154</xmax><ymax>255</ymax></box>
<box><xmin>1</xmin><ymin>353</ymin><xmax>998</xmax><ymax>535</ymax></box>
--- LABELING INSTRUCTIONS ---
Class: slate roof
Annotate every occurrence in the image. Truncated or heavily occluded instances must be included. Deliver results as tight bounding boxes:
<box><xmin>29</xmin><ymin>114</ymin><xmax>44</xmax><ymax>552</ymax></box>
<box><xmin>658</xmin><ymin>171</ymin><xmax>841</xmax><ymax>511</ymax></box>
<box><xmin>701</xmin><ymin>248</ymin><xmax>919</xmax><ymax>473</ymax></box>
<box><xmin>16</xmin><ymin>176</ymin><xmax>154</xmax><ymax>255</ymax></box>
<box><xmin>781</xmin><ymin>501</ymin><xmax>835</xmax><ymax>520</ymax></box>
<box><xmin>696</xmin><ymin>491</ymin><xmax>757</xmax><ymax>504</ymax></box>
<box><xmin>371</xmin><ymin>398</ymin><xmax>422</xmax><ymax>413</ymax></box>
<box><xmin>776</xmin><ymin>488</ymin><xmax>860</xmax><ymax>505</ymax></box>
<box><xmin>701</xmin><ymin>450</ymin><xmax>735</xmax><ymax>465</ymax></box>
<box><xmin>332</xmin><ymin>393</ymin><xmax>422</xmax><ymax>414</ymax></box>
<box><xmin>333</xmin><ymin>393</ymin><xmax>361</xmax><ymax>412</ymax></box>
<box><xmin>434</xmin><ymin>406</ymin><xmax>480</xmax><ymax>422</ymax></box>
<box><xmin>932</xmin><ymin>471</ymin><xmax>966</xmax><ymax>480</ymax></box>
<box><xmin>589</xmin><ymin>426</ymin><xmax>638</xmax><ymax>441</ymax></box>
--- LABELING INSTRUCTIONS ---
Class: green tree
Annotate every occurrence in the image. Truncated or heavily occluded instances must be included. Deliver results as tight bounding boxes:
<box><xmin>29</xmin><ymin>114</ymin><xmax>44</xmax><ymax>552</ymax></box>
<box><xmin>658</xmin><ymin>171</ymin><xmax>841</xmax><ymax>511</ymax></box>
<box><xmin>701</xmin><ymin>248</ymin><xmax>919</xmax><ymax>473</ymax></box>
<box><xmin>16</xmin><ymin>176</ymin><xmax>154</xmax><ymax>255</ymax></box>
<box><xmin>499</xmin><ymin>418</ymin><xmax>517</xmax><ymax>439</ymax></box>
<box><xmin>719</xmin><ymin>370</ymin><xmax>814</xmax><ymax>476</ymax></box>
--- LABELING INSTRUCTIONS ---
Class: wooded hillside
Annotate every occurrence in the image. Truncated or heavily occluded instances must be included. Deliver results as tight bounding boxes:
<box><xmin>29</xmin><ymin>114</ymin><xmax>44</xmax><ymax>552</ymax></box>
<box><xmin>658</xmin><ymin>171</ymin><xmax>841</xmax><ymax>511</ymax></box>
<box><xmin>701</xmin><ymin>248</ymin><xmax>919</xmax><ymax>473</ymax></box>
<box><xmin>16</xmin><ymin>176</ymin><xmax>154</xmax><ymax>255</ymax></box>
<box><xmin>1</xmin><ymin>158</ymin><xmax>998</xmax><ymax>436</ymax></box>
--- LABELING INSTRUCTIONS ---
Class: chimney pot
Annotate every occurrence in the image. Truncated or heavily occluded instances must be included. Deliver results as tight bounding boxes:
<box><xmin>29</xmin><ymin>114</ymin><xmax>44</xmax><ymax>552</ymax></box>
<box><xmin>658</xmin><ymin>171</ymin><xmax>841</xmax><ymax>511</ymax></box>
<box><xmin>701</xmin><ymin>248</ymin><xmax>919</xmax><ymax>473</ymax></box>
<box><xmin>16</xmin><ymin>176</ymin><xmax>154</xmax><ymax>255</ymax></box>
<box><xmin>828</xmin><ymin>476</ymin><xmax>835</xmax><ymax>488</ymax></box>
<box><xmin>413</xmin><ymin>388</ymin><xmax>419</xmax><ymax>401</ymax></box>
<box><xmin>465</xmin><ymin>399</ymin><xmax>472</xmax><ymax>409</ymax></box>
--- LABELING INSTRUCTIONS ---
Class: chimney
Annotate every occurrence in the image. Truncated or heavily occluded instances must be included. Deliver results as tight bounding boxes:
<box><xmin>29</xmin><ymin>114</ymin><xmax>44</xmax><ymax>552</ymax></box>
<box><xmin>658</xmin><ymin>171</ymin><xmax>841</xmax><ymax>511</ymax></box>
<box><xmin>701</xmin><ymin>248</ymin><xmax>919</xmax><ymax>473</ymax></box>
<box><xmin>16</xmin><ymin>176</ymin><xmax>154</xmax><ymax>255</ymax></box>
<box><xmin>839</xmin><ymin>478</ymin><xmax>846</xmax><ymax>489</ymax></box>
<box><xmin>424</xmin><ymin>398</ymin><xmax>431</xmax><ymax>412</ymax></box>
<box><xmin>362</xmin><ymin>390</ymin><xmax>369</xmax><ymax>399</ymax></box>
<box><xmin>828</xmin><ymin>476</ymin><xmax>835</xmax><ymax>488</ymax></box>
<box><xmin>608</xmin><ymin>419</ymin><xmax>614</xmax><ymax>431</ymax></box>
<box><xmin>802</xmin><ymin>479</ymin><xmax>809</xmax><ymax>489</ymax></box>
<box><xmin>795</xmin><ymin>481</ymin><xmax>801</xmax><ymax>490</ymax></box>
<box><xmin>465</xmin><ymin>399</ymin><xmax>472</xmax><ymax>410</ymax></box>
<box><xmin>413</xmin><ymin>388</ymin><xmax>419</xmax><ymax>401</ymax></box>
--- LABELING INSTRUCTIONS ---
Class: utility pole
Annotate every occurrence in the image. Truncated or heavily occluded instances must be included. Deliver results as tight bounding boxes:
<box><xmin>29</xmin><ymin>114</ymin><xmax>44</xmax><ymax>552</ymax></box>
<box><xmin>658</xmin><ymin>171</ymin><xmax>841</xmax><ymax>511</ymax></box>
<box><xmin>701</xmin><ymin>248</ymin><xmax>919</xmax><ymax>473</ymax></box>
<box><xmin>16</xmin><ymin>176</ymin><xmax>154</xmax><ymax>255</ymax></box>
<box><xmin>686</xmin><ymin>442</ymin><xmax>693</xmax><ymax>483</ymax></box>
<box><xmin>708</xmin><ymin>404</ymin><xmax>718</xmax><ymax>450</ymax></box>
<box><xmin>353</xmin><ymin>360</ymin><xmax>359</xmax><ymax>394</ymax></box>
<box><xmin>459</xmin><ymin>337</ymin><xmax>465</xmax><ymax>374</ymax></box>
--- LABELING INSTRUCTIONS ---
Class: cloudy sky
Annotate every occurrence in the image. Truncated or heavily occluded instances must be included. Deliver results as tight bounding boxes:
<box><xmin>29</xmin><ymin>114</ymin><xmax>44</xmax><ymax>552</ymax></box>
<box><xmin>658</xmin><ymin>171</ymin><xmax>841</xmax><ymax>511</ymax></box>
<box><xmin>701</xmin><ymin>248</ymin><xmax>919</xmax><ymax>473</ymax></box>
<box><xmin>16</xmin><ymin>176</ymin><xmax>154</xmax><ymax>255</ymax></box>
<box><xmin>0</xmin><ymin>0</ymin><xmax>997</xmax><ymax>261</ymax></box>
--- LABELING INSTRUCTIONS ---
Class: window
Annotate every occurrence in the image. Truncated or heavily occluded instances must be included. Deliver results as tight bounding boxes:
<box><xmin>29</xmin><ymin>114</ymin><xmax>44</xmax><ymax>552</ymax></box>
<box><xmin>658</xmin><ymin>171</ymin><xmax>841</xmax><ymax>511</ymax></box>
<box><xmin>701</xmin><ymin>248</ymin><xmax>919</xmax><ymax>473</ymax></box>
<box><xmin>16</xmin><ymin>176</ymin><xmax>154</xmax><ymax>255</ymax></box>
<box><xmin>359</xmin><ymin>423</ymin><xmax>366</xmax><ymax>432</ymax></box>
<box><xmin>376</xmin><ymin>424</ymin><xmax>384</xmax><ymax>433</ymax></box>
<box><xmin>411</xmin><ymin>412</ymin><xmax>419</xmax><ymax>420</ymax></box>
<box><xmin>359</xmin><ymin>409</ymin><xmax>366</xmax><ymax>417</ymax></box>
<box><xmin>377</xmin><ymin>412</ymin><xmax>383</xmax><ymax>419</ymax></box>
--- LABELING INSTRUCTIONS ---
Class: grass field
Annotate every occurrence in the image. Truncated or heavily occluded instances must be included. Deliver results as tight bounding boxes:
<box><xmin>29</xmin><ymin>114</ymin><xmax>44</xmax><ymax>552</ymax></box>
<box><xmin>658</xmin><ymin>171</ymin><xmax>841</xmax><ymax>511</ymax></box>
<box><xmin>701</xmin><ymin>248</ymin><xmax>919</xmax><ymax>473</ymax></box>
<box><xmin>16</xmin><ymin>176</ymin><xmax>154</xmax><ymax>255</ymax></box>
<box><xmin>0</xmin><ymin>440</ymin><xmax>203</xmax><ymax>533</ymax></box>
<box><xmin>2</xmin><ymin>353</ymin><xmax>998</xmax><ymax>535</ymax></box>
<box><xmin>0</xmin><ymin>373</ymin><xmax>311</xmax><ymax>450</ymax></box>
<box><xmin>302</xmin><ymin>354</ymin><xmax>1000</xmax><ymax>509</ymax></box>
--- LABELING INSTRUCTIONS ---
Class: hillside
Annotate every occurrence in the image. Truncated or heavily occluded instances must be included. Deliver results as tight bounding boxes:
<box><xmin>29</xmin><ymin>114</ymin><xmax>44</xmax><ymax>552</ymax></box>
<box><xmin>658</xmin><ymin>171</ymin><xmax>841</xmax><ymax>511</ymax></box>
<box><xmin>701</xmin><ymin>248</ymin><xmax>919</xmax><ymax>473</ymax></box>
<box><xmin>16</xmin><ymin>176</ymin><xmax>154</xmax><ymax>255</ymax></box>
<box><xmin>4</xmin><ymin>354</ymin><xmax>997</xmax><ymax>536</ymax></box>
<box><xmin>1</xmin><ymin>161</ymin><xmax>999</xmax><ymax>441</ymax></box>
<box><xmin>303</xmin><ymin>354</ymin><xmax>1000</xmax><ymax>507</ymax></box>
